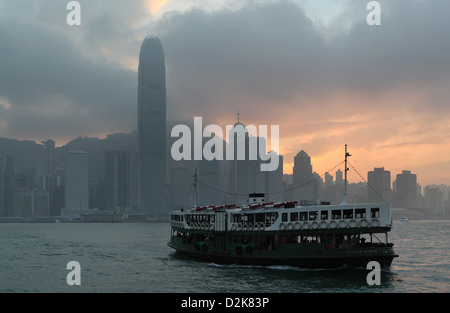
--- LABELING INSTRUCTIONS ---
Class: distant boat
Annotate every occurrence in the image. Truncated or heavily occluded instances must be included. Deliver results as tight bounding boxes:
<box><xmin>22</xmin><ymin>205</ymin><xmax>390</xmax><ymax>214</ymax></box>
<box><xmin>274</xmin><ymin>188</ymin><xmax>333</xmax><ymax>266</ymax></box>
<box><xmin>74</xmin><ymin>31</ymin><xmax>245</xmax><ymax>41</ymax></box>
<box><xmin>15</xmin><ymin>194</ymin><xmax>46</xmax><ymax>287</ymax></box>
<box><xmin>399</xmin><ymin>217</ymin><xmax>409</xmax><ymax>223</ymax></box>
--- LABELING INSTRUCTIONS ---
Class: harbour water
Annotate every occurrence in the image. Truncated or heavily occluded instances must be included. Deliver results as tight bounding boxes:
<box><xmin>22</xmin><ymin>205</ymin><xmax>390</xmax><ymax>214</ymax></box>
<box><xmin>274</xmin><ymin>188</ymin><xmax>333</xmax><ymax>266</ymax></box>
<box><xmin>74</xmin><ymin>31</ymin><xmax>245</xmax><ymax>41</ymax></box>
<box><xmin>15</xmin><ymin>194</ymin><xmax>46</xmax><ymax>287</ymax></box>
<box><xmin>0</xmin><ymin>220</ymin><xmax>449</xmax><ymax>293</ymax></box>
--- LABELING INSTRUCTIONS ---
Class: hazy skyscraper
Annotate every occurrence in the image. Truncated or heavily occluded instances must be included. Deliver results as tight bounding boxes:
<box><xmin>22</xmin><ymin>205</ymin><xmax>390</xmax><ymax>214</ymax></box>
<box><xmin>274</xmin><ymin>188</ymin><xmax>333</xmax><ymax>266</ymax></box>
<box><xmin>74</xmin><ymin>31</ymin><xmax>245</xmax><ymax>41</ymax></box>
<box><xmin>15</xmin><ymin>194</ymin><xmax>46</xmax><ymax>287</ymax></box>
<box><xmin>65</xmin><ymin>151</ymin><xmax>88</xmax><ymax>211</ymax></box>
<box><xmin>394</xmin><ymin>170</ymin><xmax>418</xmax><ymax>209</ymax></box>
<box><xmin>138</xmin><ymin>36</ymin><xmax>167</xmax><ymax>215</ymax></box>
<box><xmin>0</xmin><ymin>158</ymin><xmax>6</xmax><ymax>216</ymax></box>
<box><xmin>104</xmin><ymin>150</ymin><xmax>138</xmax><ymax>211</ymax></box>
<box><xmin>293</xmin><ymin>150</ymin><xmax>315</xmax><ymax>202</ymax></box>
<box><xmin>0</xmin><ymin>156</ymin><xmax>15</xmax><ymax>216</ymax></box>
<box><xmin>368</xmin><ymin>167</ymin><xmax>391</xmax><ymax>203</ymax></box>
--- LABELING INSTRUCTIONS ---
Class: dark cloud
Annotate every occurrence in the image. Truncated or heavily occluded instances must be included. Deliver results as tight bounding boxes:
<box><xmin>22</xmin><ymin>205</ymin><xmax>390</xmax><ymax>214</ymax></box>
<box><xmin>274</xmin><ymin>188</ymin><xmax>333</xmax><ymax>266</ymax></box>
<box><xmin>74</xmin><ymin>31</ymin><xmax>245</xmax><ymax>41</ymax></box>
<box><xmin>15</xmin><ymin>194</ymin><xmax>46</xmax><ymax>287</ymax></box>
<box><xmin>0</xmin><ymin>13</ymin><xmax>137</xmax><ymax>143</ymax></box>
<box><xmin>156</xmin><ymin>0</ymin><xmax>450</xmax><ymax>125</ymax></box>
<box><xmin>1</xmin><ymin>0</ymin><xmax>450</xmax><ymax>184</ymax></box>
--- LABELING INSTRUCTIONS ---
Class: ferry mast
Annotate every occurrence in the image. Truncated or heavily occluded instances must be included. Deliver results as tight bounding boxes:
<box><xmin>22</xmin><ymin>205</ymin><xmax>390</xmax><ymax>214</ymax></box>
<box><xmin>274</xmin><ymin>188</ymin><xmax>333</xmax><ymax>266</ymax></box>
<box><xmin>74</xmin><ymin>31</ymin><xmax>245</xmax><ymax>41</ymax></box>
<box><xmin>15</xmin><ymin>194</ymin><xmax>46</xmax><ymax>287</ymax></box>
<box><xmin>342</xmin><ymin>144</ymin><xmax>351</xmax><ymax>205</ymax></box>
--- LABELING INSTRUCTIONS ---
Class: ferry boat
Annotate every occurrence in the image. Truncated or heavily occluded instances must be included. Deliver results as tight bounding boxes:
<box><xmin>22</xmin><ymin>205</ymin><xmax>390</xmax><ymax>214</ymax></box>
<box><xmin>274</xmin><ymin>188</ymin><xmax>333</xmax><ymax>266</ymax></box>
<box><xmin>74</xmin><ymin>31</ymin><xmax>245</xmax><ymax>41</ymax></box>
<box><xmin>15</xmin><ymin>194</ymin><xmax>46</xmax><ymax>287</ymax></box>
<box><xmin>168</xmin><ymin>146</ymin><xmax>398</xmax><ymax>269</ymax></box>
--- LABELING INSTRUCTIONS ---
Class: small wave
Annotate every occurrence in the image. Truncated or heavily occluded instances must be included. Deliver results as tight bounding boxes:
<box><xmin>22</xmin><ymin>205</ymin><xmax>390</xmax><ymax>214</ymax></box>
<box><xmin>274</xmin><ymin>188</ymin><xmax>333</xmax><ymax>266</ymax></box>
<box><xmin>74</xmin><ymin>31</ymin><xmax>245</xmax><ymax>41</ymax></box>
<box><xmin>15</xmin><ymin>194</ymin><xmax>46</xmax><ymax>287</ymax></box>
<box><xmin>208</xmin><ymin>263</ymin><xmax>263</xmax><ymax>269</ymax></box>
<box><xmin>208</xmin><ymin>263</ymin><xmax>342</xmax><ymax>272</ymax></box>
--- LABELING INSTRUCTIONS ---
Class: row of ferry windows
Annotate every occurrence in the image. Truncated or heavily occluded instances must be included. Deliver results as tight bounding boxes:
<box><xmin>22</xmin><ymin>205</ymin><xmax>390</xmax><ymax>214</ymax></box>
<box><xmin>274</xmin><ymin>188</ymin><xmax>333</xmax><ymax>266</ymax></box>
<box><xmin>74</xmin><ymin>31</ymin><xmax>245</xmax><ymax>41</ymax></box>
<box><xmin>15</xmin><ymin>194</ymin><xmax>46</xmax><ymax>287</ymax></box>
<box><xmin>281</xmin><ymin>208</ymin><xmax>380</xmax><ymax>223</ymax></box>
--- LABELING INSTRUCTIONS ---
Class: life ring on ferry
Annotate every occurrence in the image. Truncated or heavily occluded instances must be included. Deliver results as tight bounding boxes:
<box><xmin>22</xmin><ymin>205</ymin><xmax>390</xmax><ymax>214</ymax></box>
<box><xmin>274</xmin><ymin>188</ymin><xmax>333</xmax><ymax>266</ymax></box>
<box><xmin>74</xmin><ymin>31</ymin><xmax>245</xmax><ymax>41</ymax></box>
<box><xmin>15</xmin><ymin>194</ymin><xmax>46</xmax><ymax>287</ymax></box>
<box><xmin>247</xmin><ymin>223</ymin><xmax>254</xmax><ymax>231</ymax></box>
<box><xmin>209</xmin><ymin>224</ymin><xmax>214</xmax><ymax>230</ymax></box>
<box><xmin>287</xmin><ymin>223</ymin><xmax>293</xmax><ymax>231</ymax></box>
<box><xmin>294</xmin><ymin>222</ymin><xmax>301</xmax><ymax>230</ymax></box>
<box><xmin>279</xmin><ymin>223</ymin><xmax>286</xmax><ymax>231</ymax></box>
<box><xmin>329</xmin><ymin>221</ymin><xmax>337</xmax><ymax>228</ymax></box>
<box><xmin>360</xmin><ymin>219</ymin><xmax>369</xmax><ymax>227</ymax></box>
<box><xmin>302</xmin><ymin>222</ymin><xmax>309</xmax><ymax>230</ymax></box>
<box><xmin>349</xmin><ymin>220</ymin><xmax>358</xmax><ymax>228</ymax></box>
<box><xmin>237</xmin><ymin>223</ymin><xmax>243</xmax><ymax>231</ymax></box>
<box><xmin>339</xmin><ymin>220</ymin><xmax>348</xmax><ymax>228</ymax></box>
<box><xmin>319</xmin><ymin>221</ymin><xmax>328</xmax><ymax>229</ymax></box>
<box><xmin>311</xmin><ymin>222</ymin><xmax>319</xmax><ymax>229</ymax></box>
<box><xmin>258</xmin><ymin>222</ymin><xmax>265</xmax><ymax>231</ymax></box>
<box><xmin>231</xmin><ymin>223</ymin><xmax>237</xmax><ymax>231</ymax></box>
<box><xmin>370</xmin><ymin>219</ymin><xmax>380</xmax><ymax>227</ymax></box>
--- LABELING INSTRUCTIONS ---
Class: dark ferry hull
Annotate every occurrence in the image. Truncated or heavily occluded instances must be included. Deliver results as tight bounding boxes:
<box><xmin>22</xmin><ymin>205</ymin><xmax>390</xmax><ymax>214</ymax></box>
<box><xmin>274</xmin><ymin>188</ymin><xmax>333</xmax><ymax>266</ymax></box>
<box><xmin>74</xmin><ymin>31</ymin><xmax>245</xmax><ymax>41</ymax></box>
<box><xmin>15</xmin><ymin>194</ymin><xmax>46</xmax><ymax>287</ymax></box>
<box><xmin>168</xmin><ymin>240</ymin><xmax>398</xmax><ymax>269</ymax></box>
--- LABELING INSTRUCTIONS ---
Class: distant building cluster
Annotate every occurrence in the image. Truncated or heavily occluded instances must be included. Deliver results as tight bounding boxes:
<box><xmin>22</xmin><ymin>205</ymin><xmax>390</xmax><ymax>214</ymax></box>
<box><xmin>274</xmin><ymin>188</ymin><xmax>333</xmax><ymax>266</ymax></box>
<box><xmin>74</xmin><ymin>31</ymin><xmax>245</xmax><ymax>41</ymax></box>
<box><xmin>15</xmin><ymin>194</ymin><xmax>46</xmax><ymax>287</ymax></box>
<box><xmin>1</xmin><ymin>136</ymin><xmax>449</xmax><ymax>220</ymax></box>
<box><xmin>0</xmin><ymin>37</ymin><xmax>449</xmax><ymax>221</ymax></box>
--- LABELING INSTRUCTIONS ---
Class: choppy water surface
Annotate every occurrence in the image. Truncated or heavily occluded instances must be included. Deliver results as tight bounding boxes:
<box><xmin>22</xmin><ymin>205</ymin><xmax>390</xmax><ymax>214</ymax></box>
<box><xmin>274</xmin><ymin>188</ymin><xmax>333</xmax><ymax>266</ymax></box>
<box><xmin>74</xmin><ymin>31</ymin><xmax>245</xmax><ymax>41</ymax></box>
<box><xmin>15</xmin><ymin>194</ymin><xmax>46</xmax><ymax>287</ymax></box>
<box><xmin>0</xmin><ymin>220</ymin><xmax>448</xmax><ymax>292</ymax></box>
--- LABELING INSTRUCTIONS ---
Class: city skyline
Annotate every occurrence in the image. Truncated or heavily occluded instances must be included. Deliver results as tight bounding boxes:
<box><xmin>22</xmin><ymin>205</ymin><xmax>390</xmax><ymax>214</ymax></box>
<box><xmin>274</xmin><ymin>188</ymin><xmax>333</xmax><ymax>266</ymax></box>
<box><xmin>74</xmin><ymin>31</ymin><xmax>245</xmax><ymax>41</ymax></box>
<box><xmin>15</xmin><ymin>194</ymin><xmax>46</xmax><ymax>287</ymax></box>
<box><xmin>1</xmin><ymin>131</ymin><xmax>449</xmax><ymax>219</ymax></box>
<box><xmin>0</xmin><ymin>0</ymin><xmax>450</xmax><ymax>186</ymax></box>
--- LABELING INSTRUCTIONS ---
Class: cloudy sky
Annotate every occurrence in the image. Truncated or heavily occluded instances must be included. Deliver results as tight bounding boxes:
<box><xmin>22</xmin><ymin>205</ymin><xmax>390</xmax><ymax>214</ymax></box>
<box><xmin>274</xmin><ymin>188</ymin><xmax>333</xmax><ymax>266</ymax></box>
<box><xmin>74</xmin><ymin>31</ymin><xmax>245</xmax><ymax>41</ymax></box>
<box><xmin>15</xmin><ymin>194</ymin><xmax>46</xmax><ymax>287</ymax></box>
<box><xmin>1</xmin><ymin>0</ymin><xmax>450</xmax><ymax>186</ymax></box>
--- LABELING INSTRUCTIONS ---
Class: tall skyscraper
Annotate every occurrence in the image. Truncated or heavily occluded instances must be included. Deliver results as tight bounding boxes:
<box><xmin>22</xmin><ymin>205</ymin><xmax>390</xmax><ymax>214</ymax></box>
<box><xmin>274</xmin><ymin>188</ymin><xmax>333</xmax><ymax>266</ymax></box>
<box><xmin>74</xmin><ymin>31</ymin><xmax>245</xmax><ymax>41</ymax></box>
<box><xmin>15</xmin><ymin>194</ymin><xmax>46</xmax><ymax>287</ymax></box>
<box><xmin>104</xmin><ymin>150</ymin><xmax>138</xmax><ymax>211</ymax></box>
<box><xmin>368</xmin><ymin>167</ymin><xmax>391</xmax><ymax>203</ymax></box>
<box><xmin>138</xmin><ymin>36</ymin><xmax>167</xmax><ymax>215</ymax></box>
<box><xmin>65</xmin><ymin>151</ymin><xmax>89</xmax><ymax>211</ymax></box>
<box><xmin>0</xmin><ymin>156</ymin><xmax>15</xmax><ymax>216</ymax></box>
<box><xmin>394</xmin><ymin>170</ymin><xmax>418</xmax><ymax>209</ymax></box>
<box><xmin>293</xmin><ymin>150</ymin><xmax>315</xmax><ymax>202</ymax></box>
<box><xmin>226</xmin><ymin>117</ymin><xmax>269</xmax><ymax>204</ymax></box>
<box><xmin>265</xmin><ymin>153</ymin><xmax>284</xmax><ymax>202</ymax></box>
<box><xmin>0</xmin><ymin>158</ymin><xmax>6</xmax><ymax>216</ymax></box>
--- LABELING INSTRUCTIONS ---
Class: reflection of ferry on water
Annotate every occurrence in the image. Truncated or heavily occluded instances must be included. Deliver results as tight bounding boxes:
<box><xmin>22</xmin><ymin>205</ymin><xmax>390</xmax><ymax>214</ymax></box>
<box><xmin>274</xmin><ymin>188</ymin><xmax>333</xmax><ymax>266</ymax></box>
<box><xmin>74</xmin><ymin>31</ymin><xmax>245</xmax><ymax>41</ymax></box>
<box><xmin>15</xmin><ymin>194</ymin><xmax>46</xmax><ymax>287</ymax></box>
<box><xmin>168</xmin><ymin>146</ymin><xmax>399</xmax><ymax>269</ymax></box>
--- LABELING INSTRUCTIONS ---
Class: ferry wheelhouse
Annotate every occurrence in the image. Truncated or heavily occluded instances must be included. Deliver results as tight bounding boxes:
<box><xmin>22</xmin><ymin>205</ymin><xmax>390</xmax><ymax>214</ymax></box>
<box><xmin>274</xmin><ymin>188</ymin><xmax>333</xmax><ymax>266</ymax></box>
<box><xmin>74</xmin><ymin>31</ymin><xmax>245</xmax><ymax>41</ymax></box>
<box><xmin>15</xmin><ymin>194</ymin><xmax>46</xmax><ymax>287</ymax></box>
<box><xmin>168</xmin><ymin>146</ymin><xmax>398</xmax><ymax>269</ymax></box>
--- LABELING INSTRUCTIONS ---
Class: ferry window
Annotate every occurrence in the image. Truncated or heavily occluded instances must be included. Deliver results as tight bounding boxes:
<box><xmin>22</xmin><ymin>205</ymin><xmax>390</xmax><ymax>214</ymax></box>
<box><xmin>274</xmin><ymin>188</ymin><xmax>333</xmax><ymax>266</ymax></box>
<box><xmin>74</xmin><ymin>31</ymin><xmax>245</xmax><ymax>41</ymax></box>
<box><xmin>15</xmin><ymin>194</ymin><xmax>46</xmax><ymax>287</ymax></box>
<box><xmin>266</xmin><ymin>212</ymin><xmax>278</xmax><ymax>225</ymax></box>
<box><xmin>290</xmin><ymin>212</ymin><xmax>299</xmax><ymax>222</ymax></box>
<box><xmin>282</xmin><ymin>213</ymin><xmax>288</xmax><ymax>222</ymax></box>
<box><xmin>371</xmin><ymin>208</ymin><xmax>380</xmax><ymax>218</ymax></box>
<box><xmin>343</xmin><ymin>209</ymin><xmax>353</xmax><ymax>219</ymax></box>
<box><xmin>300</xmin><ymin>212</ymin><xmax>308</xmax><ymax>221</ymax></box>
<box><xmin>256</xmin><ymin>213</ymin><xmax>265</xmax><ymax>222</ymax></box>
<box><xmin>321</xmin><ymin>211</ymin><xmax>328</xmax><ymax>220</ymax></box>
<box><xmin>355</xmin><ymin>209</ymin><xmax>366</xmax><ymax>218</ymax></box>
<box><xmin>309</xmin><ymin>211</ymin><xmax>318</xmax><ymax>221</ymax></box>
<box><xmin>331</xmin><ymin>210</ymin><xmax>341</xmax><ymax>219</ymax></box>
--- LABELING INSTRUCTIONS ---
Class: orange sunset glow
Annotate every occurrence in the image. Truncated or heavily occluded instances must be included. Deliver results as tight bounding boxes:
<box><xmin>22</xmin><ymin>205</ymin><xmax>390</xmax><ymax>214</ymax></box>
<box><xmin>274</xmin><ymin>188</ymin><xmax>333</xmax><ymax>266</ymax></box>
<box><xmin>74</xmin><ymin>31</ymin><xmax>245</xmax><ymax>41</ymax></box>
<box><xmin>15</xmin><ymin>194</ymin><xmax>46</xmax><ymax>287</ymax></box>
<box><xmin>145</xmin><ymin>0</ymin><xmax>171</xmax><ymax>15</ymax></box>
<box><xmin>1</xmin><ymin>0</ymin><xmax>450</xmax><ymax>188</ymax></box>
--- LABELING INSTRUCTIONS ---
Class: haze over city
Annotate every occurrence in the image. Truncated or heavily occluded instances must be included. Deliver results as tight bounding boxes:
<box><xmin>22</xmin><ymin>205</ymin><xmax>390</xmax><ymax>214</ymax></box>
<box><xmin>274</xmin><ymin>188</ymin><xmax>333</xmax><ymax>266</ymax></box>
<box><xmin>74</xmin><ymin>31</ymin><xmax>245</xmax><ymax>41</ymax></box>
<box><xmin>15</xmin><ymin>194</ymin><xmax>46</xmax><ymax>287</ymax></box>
<box><xmin>1</xmin><ymin>0</ymin><xmax>450</xmax><ymax>186</ymax></box>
